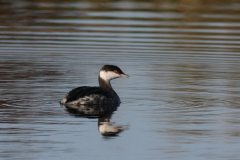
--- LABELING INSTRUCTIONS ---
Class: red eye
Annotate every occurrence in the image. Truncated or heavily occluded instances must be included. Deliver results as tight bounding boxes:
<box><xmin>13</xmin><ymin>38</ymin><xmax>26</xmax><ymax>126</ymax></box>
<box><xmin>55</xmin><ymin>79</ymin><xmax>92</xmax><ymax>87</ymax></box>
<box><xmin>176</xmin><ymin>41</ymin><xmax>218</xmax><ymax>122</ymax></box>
<box><xmin>114</xmin><ymin>70</ymin><xmax>118</xmax><ymax>73</ymax></box>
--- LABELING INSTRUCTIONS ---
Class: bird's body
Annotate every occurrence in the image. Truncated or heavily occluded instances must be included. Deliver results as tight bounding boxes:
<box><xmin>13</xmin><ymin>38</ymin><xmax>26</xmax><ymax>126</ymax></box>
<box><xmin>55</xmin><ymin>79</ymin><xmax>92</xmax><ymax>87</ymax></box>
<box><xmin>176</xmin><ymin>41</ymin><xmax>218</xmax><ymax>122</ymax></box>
<box><xmin>60</xmin><ymin>86</ymin><xmax>120</xmax><ymax>105</ymax></box>
<box><xmin>60</xmin><ymin>65</ymin><xmax>130</xmax><ymax>105</ymax></box>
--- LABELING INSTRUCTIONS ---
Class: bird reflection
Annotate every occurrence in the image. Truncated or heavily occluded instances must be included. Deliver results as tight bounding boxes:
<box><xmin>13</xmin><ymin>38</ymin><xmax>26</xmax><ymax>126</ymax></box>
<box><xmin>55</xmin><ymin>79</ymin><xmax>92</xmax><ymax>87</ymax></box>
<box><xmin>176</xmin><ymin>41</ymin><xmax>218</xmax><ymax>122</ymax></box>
<box><xmin>61</xmin><ymin>103</ymin><xmax>129</xmax><ymax>136</ymax></box>
<box><xmin>98</xmin><ymin>114</ymin><xmax>129</xmax><ymax>136</ymax></box>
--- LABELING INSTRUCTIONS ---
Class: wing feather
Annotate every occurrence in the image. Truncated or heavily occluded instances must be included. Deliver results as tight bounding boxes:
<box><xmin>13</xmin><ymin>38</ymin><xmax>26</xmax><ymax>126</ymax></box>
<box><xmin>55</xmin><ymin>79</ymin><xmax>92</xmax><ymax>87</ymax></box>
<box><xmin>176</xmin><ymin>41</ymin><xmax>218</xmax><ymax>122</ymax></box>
<box><xmin>65</xmin><ymin>86</ymin><xmax>115</xmax><ymax>103</ymax></box>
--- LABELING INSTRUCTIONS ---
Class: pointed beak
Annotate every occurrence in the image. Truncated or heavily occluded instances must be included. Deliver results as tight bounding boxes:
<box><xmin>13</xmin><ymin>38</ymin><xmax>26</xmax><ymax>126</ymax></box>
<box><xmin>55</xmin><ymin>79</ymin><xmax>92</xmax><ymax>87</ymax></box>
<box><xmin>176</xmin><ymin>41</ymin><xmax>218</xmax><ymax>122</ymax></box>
<box><xmin>120</xmin><ymin>74</ymin><xmax>131</xmax><ymax>79</ymax></box>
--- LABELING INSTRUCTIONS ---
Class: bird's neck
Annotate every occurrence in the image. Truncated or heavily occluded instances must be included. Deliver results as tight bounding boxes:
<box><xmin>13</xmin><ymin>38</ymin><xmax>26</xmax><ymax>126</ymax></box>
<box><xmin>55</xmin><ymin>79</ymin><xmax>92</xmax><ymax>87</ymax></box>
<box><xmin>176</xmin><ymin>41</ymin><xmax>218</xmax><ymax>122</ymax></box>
<box><xmin>98</xmin><ymin>76</ymin><xmax>115</xmax><ymax>93</ymax></box>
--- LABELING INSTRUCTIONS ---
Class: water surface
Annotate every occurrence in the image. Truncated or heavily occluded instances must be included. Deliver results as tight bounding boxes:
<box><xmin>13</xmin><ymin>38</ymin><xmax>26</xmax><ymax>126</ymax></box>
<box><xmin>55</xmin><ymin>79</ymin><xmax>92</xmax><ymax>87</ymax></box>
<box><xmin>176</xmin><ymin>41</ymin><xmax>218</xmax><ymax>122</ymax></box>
<box><xmin>0</xmin><ymin>0</ymin><xmax>240</xmax><ymax>159</ymax></box>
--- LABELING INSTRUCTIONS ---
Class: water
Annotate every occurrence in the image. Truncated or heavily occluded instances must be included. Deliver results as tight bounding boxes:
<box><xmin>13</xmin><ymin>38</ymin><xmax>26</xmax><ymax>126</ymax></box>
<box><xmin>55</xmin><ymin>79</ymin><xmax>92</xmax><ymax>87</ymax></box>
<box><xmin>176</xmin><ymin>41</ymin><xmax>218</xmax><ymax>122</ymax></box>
<box><xmin>1</xmin><ymin>0</ymin><xmax>240</xmax><ymax>159</ymax></box>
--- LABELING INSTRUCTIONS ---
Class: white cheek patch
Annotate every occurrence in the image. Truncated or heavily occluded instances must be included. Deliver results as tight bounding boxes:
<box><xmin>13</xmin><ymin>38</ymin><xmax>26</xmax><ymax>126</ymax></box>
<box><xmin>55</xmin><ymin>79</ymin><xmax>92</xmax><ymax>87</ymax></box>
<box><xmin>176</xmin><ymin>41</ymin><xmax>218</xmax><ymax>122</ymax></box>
<box><xmin>100</xmin><ymin>71</ymin><xmax>120</xmax><ymax>81</ymax></box>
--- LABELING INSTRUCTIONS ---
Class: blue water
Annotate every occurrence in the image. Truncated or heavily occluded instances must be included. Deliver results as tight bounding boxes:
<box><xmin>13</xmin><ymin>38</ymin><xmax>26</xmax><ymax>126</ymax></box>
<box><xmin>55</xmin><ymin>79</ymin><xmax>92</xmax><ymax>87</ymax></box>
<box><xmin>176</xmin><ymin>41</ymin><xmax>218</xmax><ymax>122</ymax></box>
<box><xmin>0</xmin><ymin>1</ymin><xmax>240</xmax><ymax>159</ymax></box>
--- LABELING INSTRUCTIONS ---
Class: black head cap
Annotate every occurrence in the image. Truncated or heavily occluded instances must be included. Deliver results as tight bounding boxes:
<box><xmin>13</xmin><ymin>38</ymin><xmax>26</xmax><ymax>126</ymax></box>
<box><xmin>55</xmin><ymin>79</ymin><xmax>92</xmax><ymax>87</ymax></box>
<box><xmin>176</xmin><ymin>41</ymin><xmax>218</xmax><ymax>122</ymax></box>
<box><xmin>100</xmin><ymin>65</ymin><xmax>124</xmax><ymax>74</ymax></box>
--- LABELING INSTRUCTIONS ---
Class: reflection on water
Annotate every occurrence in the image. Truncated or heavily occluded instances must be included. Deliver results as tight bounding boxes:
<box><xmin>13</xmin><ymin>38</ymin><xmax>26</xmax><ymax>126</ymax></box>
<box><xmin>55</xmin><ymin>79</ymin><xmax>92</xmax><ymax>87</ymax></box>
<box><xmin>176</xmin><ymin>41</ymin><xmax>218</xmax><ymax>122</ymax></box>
<box><xmin>98</xmin><ymin>114</ymin><xmax>129</xmax><ymax>137</ymax></box>
<box><xmin>61</xmin><ymin>103</ymin><xmax>128</xmax><ymax>136</ymax></box>
<box><xmin>1</xmin><ymin>0</ymin><xmax>240</xmax><ymax>160</ymax></box>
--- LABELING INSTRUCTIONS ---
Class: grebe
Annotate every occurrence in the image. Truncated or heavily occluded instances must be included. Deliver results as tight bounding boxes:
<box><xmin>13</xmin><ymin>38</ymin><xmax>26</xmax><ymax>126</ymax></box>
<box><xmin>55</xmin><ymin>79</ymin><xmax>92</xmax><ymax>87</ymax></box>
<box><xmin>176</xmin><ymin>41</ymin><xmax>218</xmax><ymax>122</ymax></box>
<box><xmin>60</xmin><ymin>65</ymin><xmax>131</xmax><ymax>105</ymax></box>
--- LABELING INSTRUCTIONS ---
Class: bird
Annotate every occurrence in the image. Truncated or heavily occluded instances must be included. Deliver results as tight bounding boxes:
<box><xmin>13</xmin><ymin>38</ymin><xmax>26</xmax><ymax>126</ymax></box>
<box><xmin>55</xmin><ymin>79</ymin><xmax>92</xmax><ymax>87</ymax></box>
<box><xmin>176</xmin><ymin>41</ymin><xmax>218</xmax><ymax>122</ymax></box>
<box><xmin>60</xmin><ymin>65</ymin><xmax>131</xmax><ymax>105</ymax></box>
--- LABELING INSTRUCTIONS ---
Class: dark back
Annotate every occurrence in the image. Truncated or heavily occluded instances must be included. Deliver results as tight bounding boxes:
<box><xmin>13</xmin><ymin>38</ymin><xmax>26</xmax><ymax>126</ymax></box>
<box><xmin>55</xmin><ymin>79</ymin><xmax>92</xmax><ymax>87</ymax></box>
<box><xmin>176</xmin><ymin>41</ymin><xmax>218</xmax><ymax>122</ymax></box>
<box><xmin>66</xmin><ymin>86</ymin><xmax>116</xmax><ymax>103</ymax></box>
